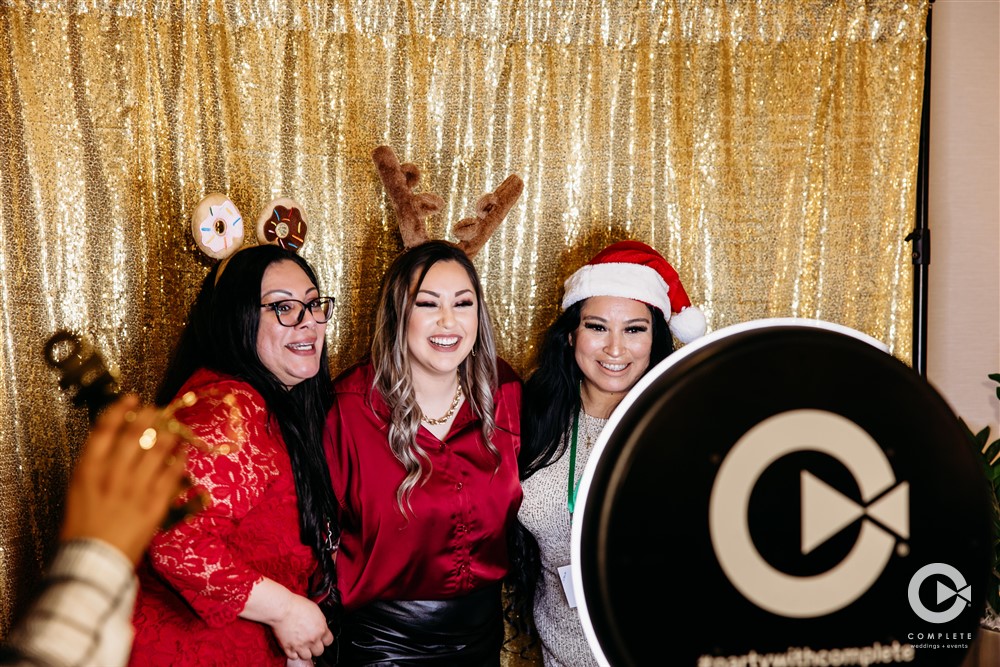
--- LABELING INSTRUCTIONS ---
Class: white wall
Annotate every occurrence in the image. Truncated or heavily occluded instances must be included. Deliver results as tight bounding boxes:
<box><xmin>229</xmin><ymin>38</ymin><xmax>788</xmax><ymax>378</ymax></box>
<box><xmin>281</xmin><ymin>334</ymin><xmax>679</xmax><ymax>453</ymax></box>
<box><xmin>927</xmin><ymin>0</ymin><xmax>1000</xmax><ymax>434</ymax></box>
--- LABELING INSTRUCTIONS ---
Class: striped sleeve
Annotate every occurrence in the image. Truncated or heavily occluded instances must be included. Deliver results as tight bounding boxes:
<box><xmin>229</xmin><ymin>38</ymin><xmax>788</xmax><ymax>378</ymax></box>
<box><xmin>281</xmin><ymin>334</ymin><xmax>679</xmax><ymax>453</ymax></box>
<box><xmin>5</xmin><ymin>539</ymin><xmax>137</xmax><ymax>667</ymax></box>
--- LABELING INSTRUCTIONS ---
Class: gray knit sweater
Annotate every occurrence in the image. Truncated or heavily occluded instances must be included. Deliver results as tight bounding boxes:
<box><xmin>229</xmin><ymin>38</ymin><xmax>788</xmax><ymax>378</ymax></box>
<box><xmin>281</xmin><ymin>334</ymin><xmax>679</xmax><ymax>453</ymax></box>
<box><xmin>517</xmin><ymin>411</ymin><xmax>607</xmax><ymax>667</ymax></box>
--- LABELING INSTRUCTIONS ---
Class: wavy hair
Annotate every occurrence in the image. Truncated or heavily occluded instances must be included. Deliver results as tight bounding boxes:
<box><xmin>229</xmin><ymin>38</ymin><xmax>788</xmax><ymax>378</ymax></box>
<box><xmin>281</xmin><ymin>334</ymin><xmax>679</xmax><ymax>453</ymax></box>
<box><xmin>503</xmin><ymin>298</ymin><xmax>673</xmax><ymax>642</ymax></box>
<box><xmin>156</xmin><ymin>244</ymin><xmax>341</xmax><ymax>617</ymax></box>
<box><xmin>370</xmin><ymin>240</ymin><xmax>499</xmax><ymax>516</ymax></box>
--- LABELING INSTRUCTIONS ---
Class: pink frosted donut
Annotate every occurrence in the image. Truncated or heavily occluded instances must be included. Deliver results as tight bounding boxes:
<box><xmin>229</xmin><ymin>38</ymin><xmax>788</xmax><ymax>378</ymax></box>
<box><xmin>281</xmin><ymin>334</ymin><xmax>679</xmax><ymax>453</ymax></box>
<box><xmin>191</xmin><ymin>194</ymin><xmax>245</xmax><ymax>260</ymax></box>
<box><xmin>256</xmin><ymin>197</ymin><xmax>307</xmax><ymax>252</ymax></box>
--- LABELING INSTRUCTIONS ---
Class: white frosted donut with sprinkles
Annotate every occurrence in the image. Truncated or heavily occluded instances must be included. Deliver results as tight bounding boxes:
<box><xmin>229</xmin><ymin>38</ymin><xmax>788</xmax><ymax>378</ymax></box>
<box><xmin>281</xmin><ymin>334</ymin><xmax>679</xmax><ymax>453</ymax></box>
<box><xmin>191</xmin><ymin>193</ymin><xmax>245</xmax><ymax>259</ymax></box>
<box><xmin>256</xmin><ymin>197</ymin><xmax>307</xmax><ymax>253</ymax></box>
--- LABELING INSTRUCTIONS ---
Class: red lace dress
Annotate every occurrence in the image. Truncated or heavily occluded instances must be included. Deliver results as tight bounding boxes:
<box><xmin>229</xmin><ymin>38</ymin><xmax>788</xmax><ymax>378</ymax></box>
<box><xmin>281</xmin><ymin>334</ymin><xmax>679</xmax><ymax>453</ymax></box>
<box><xmin>128</xmin><ymin>369</ymin><xmax>318</xmax><ymax>666</ymax></box>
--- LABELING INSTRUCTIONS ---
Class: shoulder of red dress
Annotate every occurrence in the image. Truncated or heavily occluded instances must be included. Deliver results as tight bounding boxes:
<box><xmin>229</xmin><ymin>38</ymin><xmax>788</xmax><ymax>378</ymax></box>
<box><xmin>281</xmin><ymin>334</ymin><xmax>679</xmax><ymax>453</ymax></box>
<box><xmin>495</xmin><ymin>357</ymin><xmax>523</xmax><ymax>387</ymax></box>
<box><xmin>332</xmin><ymin>360</ymin><xmax>374</xmax><ymax>396</ymax></box>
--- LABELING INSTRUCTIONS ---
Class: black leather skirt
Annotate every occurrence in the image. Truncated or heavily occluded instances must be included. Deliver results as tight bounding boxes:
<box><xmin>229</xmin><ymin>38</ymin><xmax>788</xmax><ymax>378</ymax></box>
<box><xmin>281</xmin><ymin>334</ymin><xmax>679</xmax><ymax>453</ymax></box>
<box><xmin>330</xmin><ymin>584</ymin><xmax>503</xmax><ymax>666</ymax></box>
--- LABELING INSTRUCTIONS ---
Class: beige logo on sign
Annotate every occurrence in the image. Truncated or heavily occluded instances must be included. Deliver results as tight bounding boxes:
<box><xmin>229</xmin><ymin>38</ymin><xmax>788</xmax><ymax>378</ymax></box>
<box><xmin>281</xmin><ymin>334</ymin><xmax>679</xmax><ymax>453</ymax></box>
<box><xmin>709</xmin><ymin>409</ymin><xmax>909</xmax><ymax>618</ymax></box>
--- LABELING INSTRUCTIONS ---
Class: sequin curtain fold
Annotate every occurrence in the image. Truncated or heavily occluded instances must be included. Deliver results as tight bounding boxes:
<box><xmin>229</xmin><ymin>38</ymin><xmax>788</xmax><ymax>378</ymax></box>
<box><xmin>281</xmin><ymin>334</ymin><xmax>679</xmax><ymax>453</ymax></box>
<box><xmin>0</xmin><ymin>0</ymin><xmax>927</xmax><ymax>646</ymax></box>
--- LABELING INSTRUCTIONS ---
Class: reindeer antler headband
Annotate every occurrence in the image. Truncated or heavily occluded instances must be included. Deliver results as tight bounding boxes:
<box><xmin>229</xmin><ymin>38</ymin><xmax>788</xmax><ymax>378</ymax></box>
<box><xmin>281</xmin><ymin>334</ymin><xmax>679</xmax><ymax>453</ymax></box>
<box><xmin>372</xmin><ymin>145</ymin><xmax>524</xmax><ymax>256</ymax></box>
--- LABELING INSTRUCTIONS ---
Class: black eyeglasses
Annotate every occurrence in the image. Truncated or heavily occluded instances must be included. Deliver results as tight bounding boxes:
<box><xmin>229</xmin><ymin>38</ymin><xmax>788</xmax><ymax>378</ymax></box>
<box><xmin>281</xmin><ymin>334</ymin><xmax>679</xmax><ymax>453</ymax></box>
<box><xmin>260</xmin><ymin>297</ymin><xmax>335</xmax><ymax>327</ymax></box>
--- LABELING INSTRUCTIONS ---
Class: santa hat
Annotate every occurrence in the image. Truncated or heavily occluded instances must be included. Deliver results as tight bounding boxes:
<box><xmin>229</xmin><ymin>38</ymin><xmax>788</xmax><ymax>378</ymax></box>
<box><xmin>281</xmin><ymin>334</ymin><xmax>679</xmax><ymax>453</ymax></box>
<box><xmin>561</xmin><ymin>240</ymin><xmax>707</xmax><ymax>344</ymax></box>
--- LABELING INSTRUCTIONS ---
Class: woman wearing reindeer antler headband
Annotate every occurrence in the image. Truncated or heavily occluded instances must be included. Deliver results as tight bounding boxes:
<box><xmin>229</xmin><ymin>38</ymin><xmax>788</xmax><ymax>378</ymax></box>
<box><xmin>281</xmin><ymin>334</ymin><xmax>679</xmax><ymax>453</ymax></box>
<box><xmin>506</xmin><ymin>240</ymin><xmax>706</xmax><ymax>666</ymax></box>
<box><xmin>321</xmin><ymin>149</ymin><xmax>523</xmax><ymax>665</ymax></box>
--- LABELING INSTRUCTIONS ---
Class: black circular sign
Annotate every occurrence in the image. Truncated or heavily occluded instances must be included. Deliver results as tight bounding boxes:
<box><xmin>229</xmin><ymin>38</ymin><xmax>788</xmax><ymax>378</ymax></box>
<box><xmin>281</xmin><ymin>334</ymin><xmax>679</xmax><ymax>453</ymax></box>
<box><xmin>573</xmin><ymin>320</ymin><xmax>992</xmax><ymax>667</ymax></box>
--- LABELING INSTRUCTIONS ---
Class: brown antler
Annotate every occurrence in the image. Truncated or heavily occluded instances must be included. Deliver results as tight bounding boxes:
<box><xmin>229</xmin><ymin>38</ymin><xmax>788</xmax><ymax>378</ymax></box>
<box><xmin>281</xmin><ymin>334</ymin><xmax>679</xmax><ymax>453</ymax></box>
<box><xmin>372</xmin><ymin>145</ymin><xmax>444</xmax><ymax>249</ymax></box>
<box><xmin>453</xmin><ymin>174</ymin><xmax>524</xmax><ymax>257</ymax></box>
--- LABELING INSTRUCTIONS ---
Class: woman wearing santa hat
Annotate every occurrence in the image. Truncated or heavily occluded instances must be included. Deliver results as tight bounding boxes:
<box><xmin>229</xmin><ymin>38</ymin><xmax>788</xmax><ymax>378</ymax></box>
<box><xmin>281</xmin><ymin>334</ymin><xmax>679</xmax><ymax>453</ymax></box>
<box><xmin>505</xmin><ymin>240</ymin><xmax>705</xmax><ymax>666</ymax></box>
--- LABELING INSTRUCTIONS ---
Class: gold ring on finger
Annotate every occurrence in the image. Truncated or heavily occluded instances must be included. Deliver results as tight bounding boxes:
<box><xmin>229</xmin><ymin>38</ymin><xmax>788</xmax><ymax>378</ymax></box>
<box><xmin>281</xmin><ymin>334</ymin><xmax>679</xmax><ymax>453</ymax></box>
<box><xmin>139</xmin><ymin>427</ymin><xmax>158</xmax><ymax>450</ymax></box>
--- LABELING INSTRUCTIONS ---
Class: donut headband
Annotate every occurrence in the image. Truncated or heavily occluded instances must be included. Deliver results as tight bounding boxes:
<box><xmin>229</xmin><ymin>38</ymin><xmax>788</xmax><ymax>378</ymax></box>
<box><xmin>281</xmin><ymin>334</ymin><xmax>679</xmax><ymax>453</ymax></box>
<box><xmin>191</xmin><ymin>193</ymin><xmax>309</xmax><ymax>260</ymax></box>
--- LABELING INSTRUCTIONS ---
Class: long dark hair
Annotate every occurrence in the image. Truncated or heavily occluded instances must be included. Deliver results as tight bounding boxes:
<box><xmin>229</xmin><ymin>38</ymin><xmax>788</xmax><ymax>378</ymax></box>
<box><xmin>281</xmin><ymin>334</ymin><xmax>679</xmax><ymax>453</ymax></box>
<box><xmin>157</xmin><ymin>244</ymin><xmax>340</xmax><ymax>614</ymax></box>
<box><xmin>370</xmin><ymin>240</ymin><xmax>500</xmax><ymax>516</ymax></box>
<box><xmin>504</xmin><ymin>298</ymin><xmax>672</xmax><ymax>642</ymax></box>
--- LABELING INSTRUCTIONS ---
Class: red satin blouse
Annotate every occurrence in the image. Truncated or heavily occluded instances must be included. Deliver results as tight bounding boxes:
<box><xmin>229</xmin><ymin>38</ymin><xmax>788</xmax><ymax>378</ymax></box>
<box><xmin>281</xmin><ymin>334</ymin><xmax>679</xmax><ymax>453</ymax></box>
<box><xmin>324</xmin><ymin>359</ymin><xmax>522</xmax><ymax>611</ymax></box>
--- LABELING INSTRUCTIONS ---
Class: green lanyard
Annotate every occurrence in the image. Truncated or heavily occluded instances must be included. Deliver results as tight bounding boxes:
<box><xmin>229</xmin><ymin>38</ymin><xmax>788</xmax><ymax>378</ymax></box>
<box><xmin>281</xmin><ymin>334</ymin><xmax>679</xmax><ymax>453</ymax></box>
<box><xmin>567</xmin><ymin>408</ymin><xmax>581</xmax><ymax>515</ymax></box>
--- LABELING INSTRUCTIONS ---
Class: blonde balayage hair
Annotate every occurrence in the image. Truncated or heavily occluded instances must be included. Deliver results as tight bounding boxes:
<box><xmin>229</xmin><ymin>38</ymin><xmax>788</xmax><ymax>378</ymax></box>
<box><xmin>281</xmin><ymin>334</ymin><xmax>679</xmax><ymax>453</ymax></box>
<box><xmin>371</xmin><ymin>241</ymin><xmax>500</xmax><ymax>515</ymax></box>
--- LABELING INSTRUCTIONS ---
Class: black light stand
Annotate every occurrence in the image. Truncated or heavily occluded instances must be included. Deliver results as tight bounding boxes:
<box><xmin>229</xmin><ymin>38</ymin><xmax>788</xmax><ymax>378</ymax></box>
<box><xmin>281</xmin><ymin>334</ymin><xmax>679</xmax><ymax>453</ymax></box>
<box><xmin>906</xmin><ymin>0</ymin><xmax>934</xmax><ymax>377</ymax></box>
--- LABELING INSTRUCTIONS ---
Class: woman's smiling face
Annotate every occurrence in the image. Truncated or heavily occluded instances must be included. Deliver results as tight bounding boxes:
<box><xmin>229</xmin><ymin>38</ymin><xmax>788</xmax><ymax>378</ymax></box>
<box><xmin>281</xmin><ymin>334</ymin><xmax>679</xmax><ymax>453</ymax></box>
<box><xmin>572</xmin><ymin>295</ymin><xmax>654</xmax><ymax>408</ymax></box>
<box><xmin>405</xmin><ymin>259</ymin><xmax>479</xmax><ymax>382</ymax></box>
<box><xmin>256</xmin><ymin>260</ymin><xmax>326</xmax><ymax>387</ymax></box>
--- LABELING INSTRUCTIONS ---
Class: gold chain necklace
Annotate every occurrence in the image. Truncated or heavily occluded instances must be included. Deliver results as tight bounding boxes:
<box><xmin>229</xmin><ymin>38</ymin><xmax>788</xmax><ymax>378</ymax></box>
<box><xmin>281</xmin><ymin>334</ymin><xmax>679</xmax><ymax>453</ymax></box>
<box><xmin>422</xmin><ymin>382</ymin><xmax>463</xmax><ymax>425</ymax></box>
<box><xmin>578</xmin><ymin>410</ymin><xmax>608</xmax><ymax>449</ymax></box>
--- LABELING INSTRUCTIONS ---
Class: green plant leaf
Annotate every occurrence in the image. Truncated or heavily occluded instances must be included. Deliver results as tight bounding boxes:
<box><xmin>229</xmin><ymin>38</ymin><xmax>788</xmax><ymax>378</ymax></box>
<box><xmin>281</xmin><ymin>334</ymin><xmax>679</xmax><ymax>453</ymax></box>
<box><xmin>969</xmin><ymin>374</ymin><xmax>1000</xmax><ymax>618</ymax></box>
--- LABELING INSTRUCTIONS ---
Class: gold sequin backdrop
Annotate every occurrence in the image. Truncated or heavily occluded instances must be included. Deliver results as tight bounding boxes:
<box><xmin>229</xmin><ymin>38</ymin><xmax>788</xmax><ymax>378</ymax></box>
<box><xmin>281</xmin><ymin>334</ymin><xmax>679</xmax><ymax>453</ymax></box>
<box><xmin>0</xmin><ymin>0</ymin><xmax>926</xmax><ymax>640</ymax></box>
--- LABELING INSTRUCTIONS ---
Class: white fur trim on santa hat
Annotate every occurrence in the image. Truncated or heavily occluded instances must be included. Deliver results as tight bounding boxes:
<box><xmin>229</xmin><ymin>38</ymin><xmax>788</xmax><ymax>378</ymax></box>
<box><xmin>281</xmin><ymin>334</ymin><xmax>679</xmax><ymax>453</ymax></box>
<box><xmin>668</xmin><ymin>305</ymin><xmax>707</xmax><ymax>344</ymax></box>
<box><xmin>562</xmin><ymin>263</ymin><xmax>672</xmax><ymax>321</ymax></box>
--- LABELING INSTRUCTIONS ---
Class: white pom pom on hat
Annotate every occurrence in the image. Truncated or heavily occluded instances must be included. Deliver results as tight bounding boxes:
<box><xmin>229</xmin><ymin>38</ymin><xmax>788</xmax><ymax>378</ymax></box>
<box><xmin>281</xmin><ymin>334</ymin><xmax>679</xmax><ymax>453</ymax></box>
<box><xmin>561</xmin><ymin>240</ymin><xmax>707</xmax><ymax>344</ymax></box>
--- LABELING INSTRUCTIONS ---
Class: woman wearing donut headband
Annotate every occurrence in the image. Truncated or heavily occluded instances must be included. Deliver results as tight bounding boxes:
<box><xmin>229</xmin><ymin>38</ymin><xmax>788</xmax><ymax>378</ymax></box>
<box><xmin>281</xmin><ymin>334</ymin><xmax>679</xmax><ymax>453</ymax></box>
<box><xmin>506</xmin><ymin>240</ymin><xmax>705</xmax><ymax>666</ymax></box>
<box><xmin>323</xmin><ymin>241</ymin><xmax>522</xmax><ymax>665</ymax></box>
<box><xmin>128</xmin><ymin>244</ymin><xmax>340</xmax><ymax>666</ymax></box>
